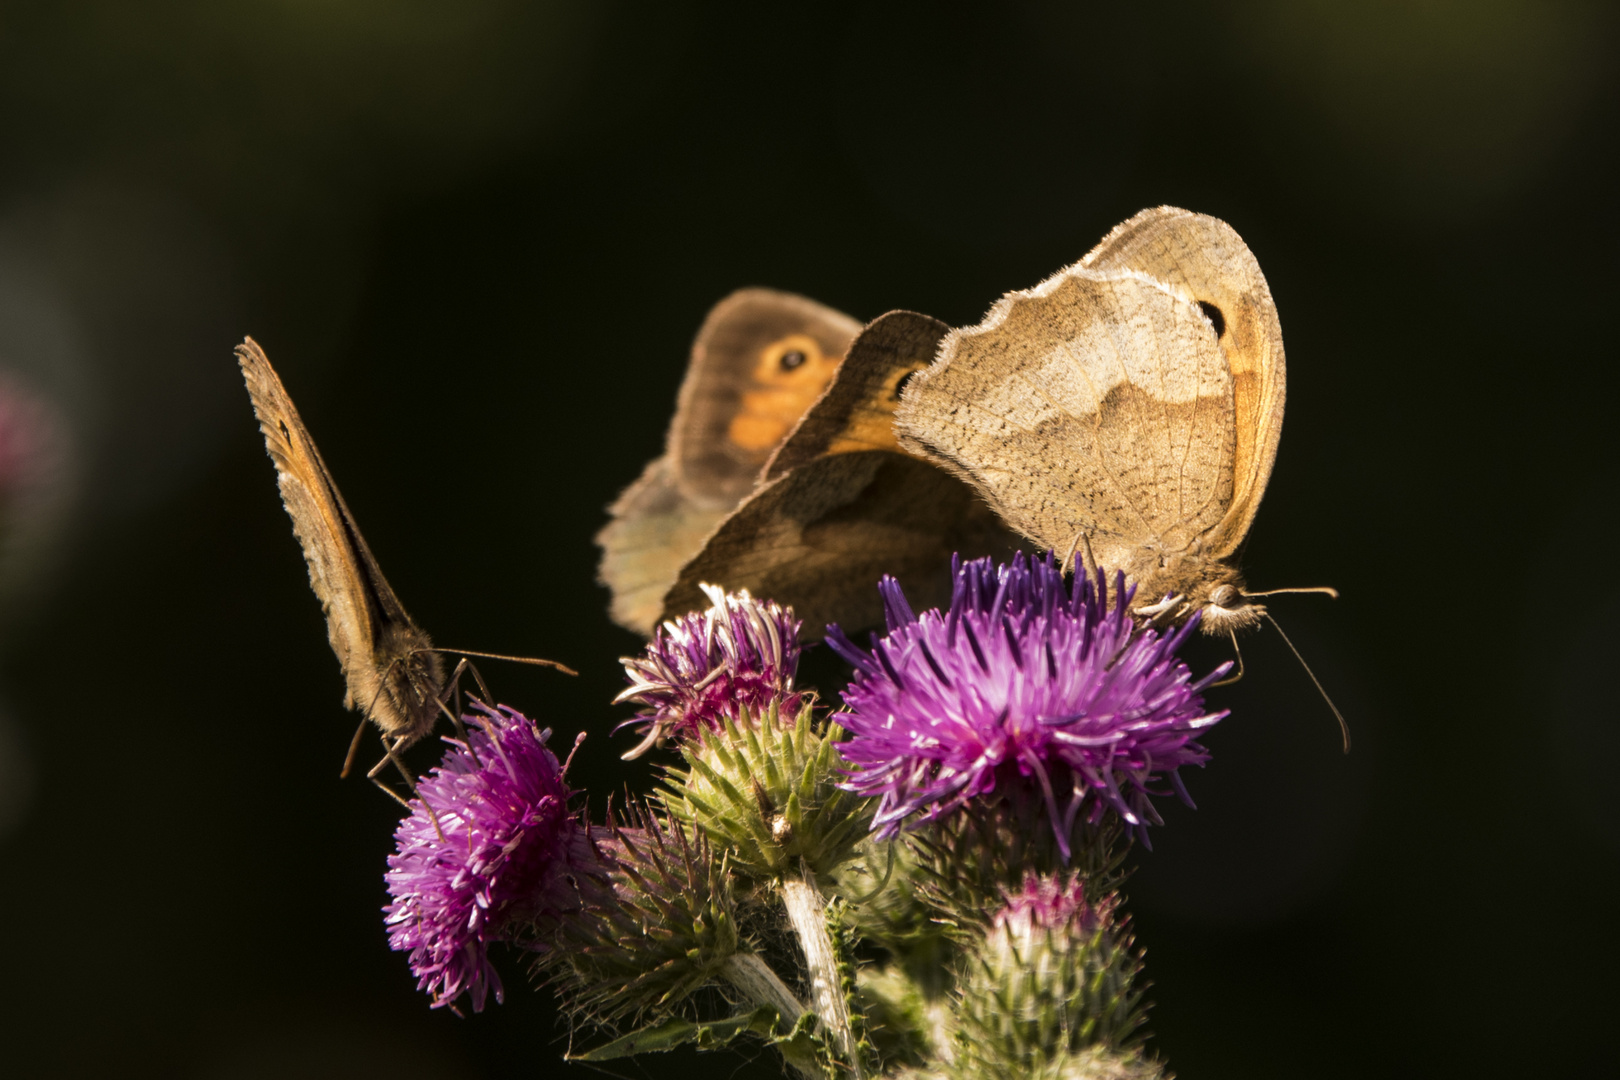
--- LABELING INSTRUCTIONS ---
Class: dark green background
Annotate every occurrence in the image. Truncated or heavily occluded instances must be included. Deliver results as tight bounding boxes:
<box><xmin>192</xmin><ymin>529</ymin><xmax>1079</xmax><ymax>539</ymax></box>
<box><xmin>0</xmin><ymin>2</ymin><xmax>1615</xmax><ymax>1077</ymax></box>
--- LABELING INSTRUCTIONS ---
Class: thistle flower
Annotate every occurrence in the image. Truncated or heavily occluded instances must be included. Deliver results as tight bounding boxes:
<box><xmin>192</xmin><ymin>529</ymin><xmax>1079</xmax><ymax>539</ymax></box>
<box><xmin>616</xmin><ymin>584</ymin><xmax>803</xmax><ymax>758</ymax></box>
<box><xmin>384</xmin><ymin>704</ymin><xmax>584</xmax><ymax>1012</ymax></box>
<box><xmin>829</xmin><ymin>553</ymin><xmax>1228</xmax><ymax>854</ymax></box>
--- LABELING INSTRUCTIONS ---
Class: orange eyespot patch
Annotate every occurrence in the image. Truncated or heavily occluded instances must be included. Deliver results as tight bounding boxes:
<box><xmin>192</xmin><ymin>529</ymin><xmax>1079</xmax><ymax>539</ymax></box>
<box><xmin>727</xmin><ymin>333</ymin><xmax>843</xmax><ymax>453</ymax></box>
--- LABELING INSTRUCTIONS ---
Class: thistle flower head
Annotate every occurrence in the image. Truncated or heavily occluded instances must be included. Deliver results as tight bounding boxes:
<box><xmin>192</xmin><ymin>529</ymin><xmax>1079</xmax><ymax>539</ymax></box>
<box><xmin>957</xmin><ymin>872</ymin><xmax>1150</xmax><ymax>1075</ymax></box>
<box><xmin>829</xmin><ymin>553</ymin><xmax>1228</xmax><ymax>854</ymax></box>
<box><xmin>615</xmin><ymin>584</ymin><xmax>803</xmax><ymax>758</ymax></box>
<box><xmin>384</xmin><ymin>704</ymin><xmax>583</xmax><ymax>1012</ymax></box>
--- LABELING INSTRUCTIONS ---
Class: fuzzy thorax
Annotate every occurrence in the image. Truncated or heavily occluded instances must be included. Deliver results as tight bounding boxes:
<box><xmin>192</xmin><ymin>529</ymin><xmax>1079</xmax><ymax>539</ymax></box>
<box><xmin>1126</xmin><ymin>551</ymin><xmax>1263</xmax><ymax>636</ymax></box>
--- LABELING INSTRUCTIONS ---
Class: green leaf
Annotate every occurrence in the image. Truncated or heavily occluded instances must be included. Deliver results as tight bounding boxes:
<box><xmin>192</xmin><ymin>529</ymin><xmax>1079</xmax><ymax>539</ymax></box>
<box><xmin>570</xmin><ymin>1007</ymin><xmax>783</xmax><ymax>1061</ymax></box>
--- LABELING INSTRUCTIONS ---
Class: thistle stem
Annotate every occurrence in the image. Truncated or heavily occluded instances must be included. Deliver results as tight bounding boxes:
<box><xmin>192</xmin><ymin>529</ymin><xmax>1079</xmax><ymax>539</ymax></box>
<box><xmin>720</xmin><ymin>951</ymin><xmax>806</xmax><ymax>1028</ymax></box>
<box><xmin>719</xmin><ymin>952</ymin><xmax>822</xmax><ymax>1080</ymax></box>
<box><xmin>781</xmin><ymin>872</ymin><xmax>863</xmax><ymax>1078</ymax></box>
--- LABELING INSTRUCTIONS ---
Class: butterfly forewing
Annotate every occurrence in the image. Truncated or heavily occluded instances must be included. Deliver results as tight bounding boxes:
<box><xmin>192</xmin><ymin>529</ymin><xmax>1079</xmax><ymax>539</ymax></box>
<box><xmin>597</xmin><ymin>290</ymin><xmax>861</xmax><ymax>635</ymax></box>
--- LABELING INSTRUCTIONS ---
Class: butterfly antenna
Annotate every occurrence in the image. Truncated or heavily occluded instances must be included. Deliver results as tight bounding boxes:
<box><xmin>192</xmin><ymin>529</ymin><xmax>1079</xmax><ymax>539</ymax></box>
<box><xmin>1261</xmin><ymin>611</ymin><xmax>1350</xmax><ymax>754</ymax></box>
<box><xmin>426</xmin><ymin>647</ymin><xmax>577</xmax><ymax>677</ymax></box>
<box><xmin>1243</xmin><ymin>586</ymin><xmax>1340</xmax><ymax>599</ymax></box>
<box><xmin>1212</xmin><ymin>630</ymin><xmax>1245</xmax><ymax>687</ymax></box>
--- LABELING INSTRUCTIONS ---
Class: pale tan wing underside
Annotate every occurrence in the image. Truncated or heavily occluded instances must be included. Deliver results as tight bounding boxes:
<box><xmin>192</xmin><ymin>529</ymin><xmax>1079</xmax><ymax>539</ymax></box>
<box><xmin>662</xmin><ymin>450</ymin><xmax>1025</xmax><ymax>637</ymax></box>
<box><xmin>238</xmin><ymin>339</ymin><xmax>382</xmax><ymax>715</ymax></box>
<box><xmin>764</xmin><ymin>310</ymin><xmax>947</xmax><ymax>482</ymax></box>
<box><xmin>895</xmin><ymin>270</ymin><xmax>1235</xmax><ymax>570</ymax></box>
<box><xmin>595</xmin><ymin>456</ymin><xmax>730</xmax><ymax>635</ymax></box>
<box><xmin>1081</xmin><ymin>207</ymin><xmax>1284</xmax><ymax>557</ymax></box>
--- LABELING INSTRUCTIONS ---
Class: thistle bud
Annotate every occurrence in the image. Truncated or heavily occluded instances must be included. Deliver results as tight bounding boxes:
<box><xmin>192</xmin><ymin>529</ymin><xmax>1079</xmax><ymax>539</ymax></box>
<box><xmin>951</xmin><ymin>874</ymin><xmax>1155</xmax><ymax>1080</ymax></box>
<box><xmin>543</xmin><ymin>803</ymin><xmax>744</xmax><ymax>1024</ymax></box>
<box><xmin>663</xmin><ymin>700</ymin><xmax>870</xmax><ymax>882</ymax></box>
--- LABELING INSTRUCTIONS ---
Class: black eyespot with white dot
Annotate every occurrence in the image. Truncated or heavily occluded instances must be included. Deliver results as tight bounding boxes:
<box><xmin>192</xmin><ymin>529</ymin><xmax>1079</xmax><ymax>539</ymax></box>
<box><xmin>1197</xmin><ymin>301</ymin><xmax>1226</xmax><ymax>338</ymax></box>
<box><xmin>779</xmin><ymin>349</ymin><xmax>807</xmax><ymax>371</ymax></box>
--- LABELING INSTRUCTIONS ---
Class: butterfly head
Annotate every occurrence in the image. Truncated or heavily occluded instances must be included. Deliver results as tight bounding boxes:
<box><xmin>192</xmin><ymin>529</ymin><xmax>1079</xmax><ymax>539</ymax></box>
<box><xmin>1131</xmin><ymin>556</ymin><xmax>1264</xmax><ymax>636</ymax></box>
<box><xmin>1200</xmin><ymin>581</ymin><xmax>1265</xmax><ymax>635</ymax></box>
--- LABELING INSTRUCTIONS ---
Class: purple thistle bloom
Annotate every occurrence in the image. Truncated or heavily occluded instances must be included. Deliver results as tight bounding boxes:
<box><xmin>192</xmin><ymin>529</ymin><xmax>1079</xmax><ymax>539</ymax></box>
<box><xmin>615</xmin><ymin>584</ymin><xmax>803</xmax><ymax>758</ymax></box>
<box><xmin>384</xmin><ymin>704</ymin><xmax>583</xmax><ymax>1012</ymax></box>
<box><xmin>829</xmin><ymin>553</ymin><xmax>1229</xmax><ymax>855</ymax></box>
<box><xmin>994</xmin><ymin>872</ymin><xmax>1111</xmax><ymax>939</ymax></box>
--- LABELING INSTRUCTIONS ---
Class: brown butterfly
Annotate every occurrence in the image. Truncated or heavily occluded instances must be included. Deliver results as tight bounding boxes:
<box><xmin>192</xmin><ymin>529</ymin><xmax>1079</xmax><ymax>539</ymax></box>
<box><xmin>596</xmin><ymin>289</ymin><xmax>862</xmax><ymax>635</ymax></box>
<box><xmin>896</xmin><ymin>206</ymin><xmax>1302</xmax><ymax>636</ymax></box>
<box><xmin>662</xmin><ymin>310</ymin><xmax>1025</xmax><ymax>635</ymax></box>
<box><xmin>238</xmin><ymin>338</ymin><xmax>570</xmax><ymax>774</ymax></box>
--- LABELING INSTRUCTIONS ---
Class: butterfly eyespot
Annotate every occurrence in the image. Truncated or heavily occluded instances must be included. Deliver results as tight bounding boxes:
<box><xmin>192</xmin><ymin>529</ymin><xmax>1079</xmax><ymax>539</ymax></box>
<box><xmin>893</xmin><ymin>369</ymin><xmax>921</xmax><ymax>401</ymax></box>
<box><xmin>779</xmin><ymin>349</ymin><xmax>807</xmax><ymax>371</ymax></box>
<box><xmin>1197</xmin><ymin>300</ymin><xmax>1226</xmax><ymax>338</ymax></box>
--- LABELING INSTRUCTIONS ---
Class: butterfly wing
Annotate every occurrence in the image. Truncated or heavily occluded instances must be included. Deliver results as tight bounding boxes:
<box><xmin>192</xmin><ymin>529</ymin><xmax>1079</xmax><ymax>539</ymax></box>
<box><xmin>597</xmin><ymin>290</ymin><xmax>861</xmax><ymax>635</ymax></box>
<box><xmin>596</xmin><ymin>457</ymin><xmax>731</xmax><ymax>636</ymax></box>
<box><xmin>764</xmin><ymin>310</ymin><xmax>943</xmax><ymax>481</ymax></box>
<box><xmin>1081</xmin><ymin>207</ymin><xmax>1285</xmax><ymax>558</ymax></box>
<box><xmin>663</xmin><ymin>450</ymin><xmax>1024</xmax><ymax>637</ymax></box>
<box><xmin>670</xmin><ymin>288</ymin><xmax>864</xmax><ymax>506</ymax></box>
<box><xmin>237</xmin><ymin>338</ymin><xmax>443</xmax><ymax>745</ymax></box>
<box><xmin>664</xmin><ymin>311</ymin><xmax>1026</xmax><ymax>636</ymax></box>
<box><xmin>894</xmin><ymin>266</ymin><xmax>1236</xmax><ymax>574</ymax></box>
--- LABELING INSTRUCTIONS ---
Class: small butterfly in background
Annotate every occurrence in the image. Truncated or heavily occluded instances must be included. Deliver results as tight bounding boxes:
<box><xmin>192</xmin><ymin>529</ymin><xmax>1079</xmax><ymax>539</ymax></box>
<box><xmin>238</xmin><ymin>338</ymin><xmax>574</xmax><ymax>796</ymax></box>
<box><xmin>596</xmin><ymin>289</ymin><xmax>863</xmax><ymax>636</ymax></box>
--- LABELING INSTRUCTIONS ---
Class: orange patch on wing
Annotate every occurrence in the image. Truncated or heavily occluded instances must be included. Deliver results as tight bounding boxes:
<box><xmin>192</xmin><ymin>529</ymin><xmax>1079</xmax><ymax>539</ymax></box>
<box><xmin>726</xmin><ymin>333</ymin><xmax>843</xmax><ymax>452</ymax></box>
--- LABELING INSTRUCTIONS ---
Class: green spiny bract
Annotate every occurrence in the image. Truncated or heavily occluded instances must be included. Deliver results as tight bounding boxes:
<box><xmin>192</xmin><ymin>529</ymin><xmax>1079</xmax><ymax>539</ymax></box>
<box><xmin>661</xmin><ymin>700</ymin><xmax>871</xmax><ymax>882</ymax></box>
<box><xmin>948</xmin><ymin>874</ymin><xmax>1151</xmax><ymax>1080</ymax></box>
<box><xmin>542</xmin><ymin>804</ymin><xmax>742</xmax><ymax>1024</ymax></box>
<box><xmin>911</xmin><ymin>791</ymin><xmax>1131</xmax><ymax>943</ymax></box>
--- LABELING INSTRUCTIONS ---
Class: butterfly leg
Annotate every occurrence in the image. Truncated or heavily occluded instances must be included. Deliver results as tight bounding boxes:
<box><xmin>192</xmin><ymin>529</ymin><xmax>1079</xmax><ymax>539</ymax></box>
<box><xmin>340</xmin><ymin>717</ymin><xmax>370</xmax><ymax>779</ymax></box>
<box><xmin>434</xmin><ymin>658</ymin><xmax>478</xmax><ymax>761</ymax></box>
<box><xmin>1060</xmin><ymin>531</ymin><xmax>1100</xmax><ymax>579</ymax></box>
<box><xmin>368</xmin><ymin>736</ymin><xmax>447</xmax><ymax>841</ymax></box>
<box><xmin>1211</xmin><ymin>630</ymin><xmax>1245</xmax><ymax>687</ymax></box>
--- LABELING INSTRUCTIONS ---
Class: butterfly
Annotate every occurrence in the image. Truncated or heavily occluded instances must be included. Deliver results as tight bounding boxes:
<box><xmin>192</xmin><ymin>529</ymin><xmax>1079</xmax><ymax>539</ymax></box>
<box><xmin>896</xmin><ymin>206</ymin><xmax>1293</xmax><ymax>636</ymax></box>
<box><xmin>596</xmin><ymin>289</ymin><xmax>863</xmax><ymax>635</ymax></box>
<box><xmin>239</xmin><ymin>338</ymin><xmax>571</xmax><ymax>775</ymax></box>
